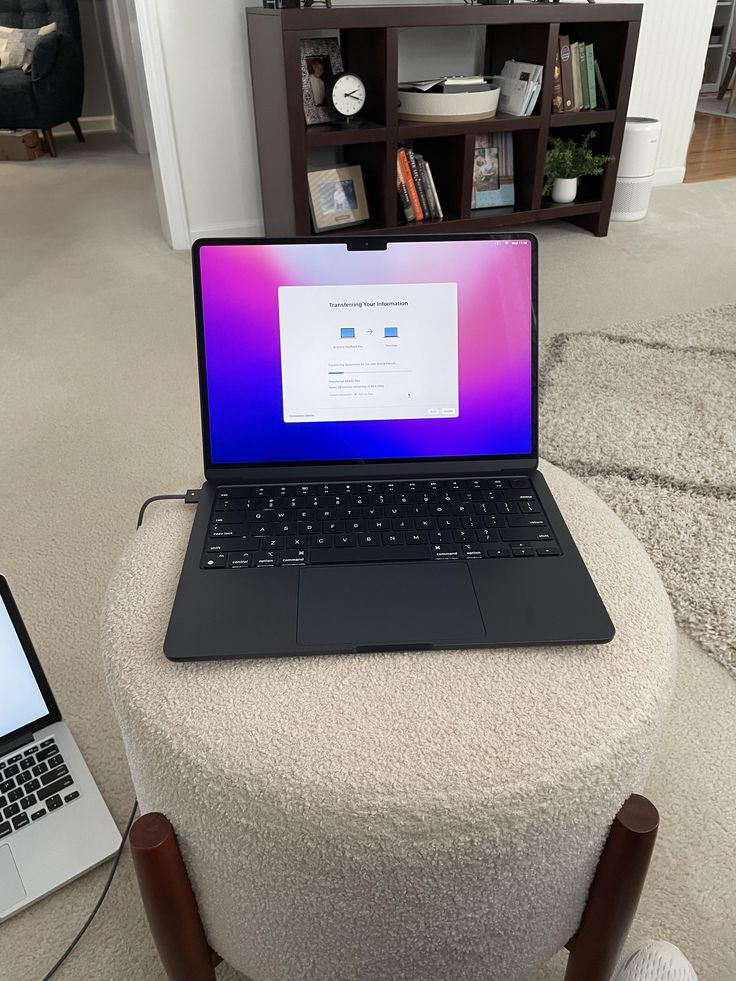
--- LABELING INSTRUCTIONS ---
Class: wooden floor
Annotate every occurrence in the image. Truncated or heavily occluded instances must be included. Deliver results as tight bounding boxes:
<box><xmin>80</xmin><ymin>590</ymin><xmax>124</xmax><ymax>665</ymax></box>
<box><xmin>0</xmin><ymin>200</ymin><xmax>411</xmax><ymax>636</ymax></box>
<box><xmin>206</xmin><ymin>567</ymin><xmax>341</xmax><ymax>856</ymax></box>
<box><xmin>685</xmin><ymin>110</ymin><xmax>736</xmax><ymax>183</ymax></box>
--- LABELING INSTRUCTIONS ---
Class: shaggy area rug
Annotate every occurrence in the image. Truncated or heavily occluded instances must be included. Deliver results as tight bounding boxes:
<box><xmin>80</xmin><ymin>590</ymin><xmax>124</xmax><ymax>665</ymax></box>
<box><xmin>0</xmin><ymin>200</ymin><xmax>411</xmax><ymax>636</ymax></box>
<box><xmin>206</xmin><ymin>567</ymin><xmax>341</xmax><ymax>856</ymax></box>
<box><xmin>540</xmin><ymin>304</ymin><xmax>736</xmax><ymax>676</ymax></box>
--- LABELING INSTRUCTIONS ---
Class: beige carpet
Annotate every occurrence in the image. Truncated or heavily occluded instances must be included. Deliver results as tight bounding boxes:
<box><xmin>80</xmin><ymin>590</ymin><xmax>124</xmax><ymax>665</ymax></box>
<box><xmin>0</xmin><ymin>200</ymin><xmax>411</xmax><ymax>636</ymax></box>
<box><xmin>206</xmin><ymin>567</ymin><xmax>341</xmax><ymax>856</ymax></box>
<box><xmin>0</xmin><ymin>134</ymin><xmax>735</xmax><ymax>981</ymax></box>
<box><xmin>540</xmin><ymin>305</ymin><xmax>736</xmax><ymax>676</ymax></box>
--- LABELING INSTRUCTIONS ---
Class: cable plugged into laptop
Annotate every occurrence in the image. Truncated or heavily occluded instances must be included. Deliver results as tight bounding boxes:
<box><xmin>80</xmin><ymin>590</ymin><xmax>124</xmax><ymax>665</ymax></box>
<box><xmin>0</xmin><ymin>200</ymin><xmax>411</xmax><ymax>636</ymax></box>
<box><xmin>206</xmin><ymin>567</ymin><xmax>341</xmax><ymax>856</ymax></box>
<box><xmin>137</xmin><ymin>489</ymin><xmax>200</xmax><ymax>529</ymax></box>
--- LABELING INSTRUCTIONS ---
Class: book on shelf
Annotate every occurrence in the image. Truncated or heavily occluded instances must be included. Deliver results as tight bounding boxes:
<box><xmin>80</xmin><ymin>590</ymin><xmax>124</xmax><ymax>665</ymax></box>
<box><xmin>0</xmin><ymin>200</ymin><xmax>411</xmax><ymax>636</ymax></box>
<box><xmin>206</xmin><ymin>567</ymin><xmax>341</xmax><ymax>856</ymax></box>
<box><xmin>585</xmin><ymin>45</ymin><xmax>597</xmax><ymax>110</ymax></box>
<box><xmin>406</xmin><ymin>147</ymin><xmax>431</xmax><ymax>220</ymax></box>
<box><xmin>423</xmin><ymin>162</ymin><xmax>443</xmax><ymax>220</ymax></box>
<box><xmin>570</xmin><ymin>42</ymin><xmax>583</xmax><ymax>110</ymax></box>
<box><xmin>397</xmin><ymin>147</ymin><xmax>423</xmax><ymax>221</ymax></box>
<box><xmin>578</xmin><ymin>43</ymin><xmax>590</xmax><ymax>109</ymax></box>
<box><xmin>594</xmin><ymin>60</ymin><xmax>610</xmax><ymax>110</ymax></box>
<box><xmin>491</xmin><ymin>60</ymin><xmax>543</xmax><ymax>117</ymax></box>
<box><xmin>558</xmin><ymin>35</ymin><xmax>574</xmax><ymax>111</ymax></box>
<box><xmin>396</xmin><ymin>156</ymin><xmax>415</xmax><ymax>222</ymax></box>
<box><xmin>552</xmin><ymin>48</ymin><xmax>564</xmax><ymax>114</ymax></box>
<box><xmin>399</xmin><ymin>75</ymin><xmax>489</xmax><ymax>94</ymax></box>
<box><xmin>472</xmin><ymin>132</ymin><xmax>514</xmax><ymax>210</ymax></box>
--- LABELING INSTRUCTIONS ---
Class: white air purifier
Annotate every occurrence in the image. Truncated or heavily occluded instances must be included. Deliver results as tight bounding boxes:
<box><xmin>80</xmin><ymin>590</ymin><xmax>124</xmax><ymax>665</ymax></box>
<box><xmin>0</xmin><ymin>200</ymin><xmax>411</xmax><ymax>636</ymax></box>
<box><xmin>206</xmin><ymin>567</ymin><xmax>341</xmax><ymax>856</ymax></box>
<box><xmin>611</xmin><ymin>117</ymin><xmax>661</xmax><ymax>221</ymax></box>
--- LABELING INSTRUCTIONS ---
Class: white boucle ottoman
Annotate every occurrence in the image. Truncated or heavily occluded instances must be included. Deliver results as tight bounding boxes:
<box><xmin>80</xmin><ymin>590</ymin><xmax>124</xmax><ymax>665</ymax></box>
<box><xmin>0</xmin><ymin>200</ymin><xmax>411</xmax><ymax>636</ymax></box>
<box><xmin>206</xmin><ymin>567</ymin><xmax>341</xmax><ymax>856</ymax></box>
<box><xmin>101</xmin><ymin>461</ymin><xmax>677</xmax><ymax>981</ymax></box>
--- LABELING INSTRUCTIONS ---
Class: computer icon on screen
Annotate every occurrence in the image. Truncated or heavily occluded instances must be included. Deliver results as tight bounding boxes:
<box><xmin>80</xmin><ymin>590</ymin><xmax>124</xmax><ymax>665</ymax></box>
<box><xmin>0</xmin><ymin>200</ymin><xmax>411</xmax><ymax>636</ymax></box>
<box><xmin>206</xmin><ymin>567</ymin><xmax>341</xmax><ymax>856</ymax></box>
<box><xmin>340</xmin><ymin>327</ymin><xmax>355</xmax><ymax>339</ymax></box>
<box><xmin>384</xmin><ymin>327</ymin><xmax>399</xmax><ymax>338</ymax></box>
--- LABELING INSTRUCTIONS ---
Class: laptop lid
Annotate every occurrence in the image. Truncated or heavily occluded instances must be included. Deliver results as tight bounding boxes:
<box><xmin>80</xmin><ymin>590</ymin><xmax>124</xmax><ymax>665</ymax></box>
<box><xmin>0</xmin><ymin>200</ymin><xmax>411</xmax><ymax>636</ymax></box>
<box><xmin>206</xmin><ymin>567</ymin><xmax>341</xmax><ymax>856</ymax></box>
<box><xmin>193</xmin><ymin>233</ymin><xmax>538</xmax><ymax>483</ymax></box>
<box><xmin>0</xmin><ymin>576</ymin><xmax>60</xmax><ymax>753</ymax></box>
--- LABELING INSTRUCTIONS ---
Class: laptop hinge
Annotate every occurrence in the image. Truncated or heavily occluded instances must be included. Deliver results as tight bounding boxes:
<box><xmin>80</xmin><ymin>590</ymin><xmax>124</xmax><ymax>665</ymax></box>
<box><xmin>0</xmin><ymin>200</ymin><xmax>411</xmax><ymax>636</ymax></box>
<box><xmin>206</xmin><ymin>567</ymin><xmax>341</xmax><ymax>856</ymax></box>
<box><xmin>0</xmin><ymin>730</ymin><xmax>35</xmax><ymax>757</ymax></box>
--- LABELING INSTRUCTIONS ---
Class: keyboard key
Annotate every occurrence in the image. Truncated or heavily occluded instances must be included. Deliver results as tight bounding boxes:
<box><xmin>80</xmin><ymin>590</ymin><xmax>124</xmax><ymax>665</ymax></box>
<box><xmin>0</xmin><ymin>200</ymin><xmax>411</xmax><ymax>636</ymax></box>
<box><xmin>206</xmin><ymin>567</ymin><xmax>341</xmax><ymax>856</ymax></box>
<box><xmin>537</xmin><ymin>546</ymin><xmax>561</xmax><ymax>557</ymax></box>
<box><xmin>254</xmin><ymin>553</ymin><xmax>278</xmax><ymax>568</ymax></box>
<box><xmin>40</xmin><ymin>766</ymin><xmax>69</xmax><ymax>787</ymax></box>
<box><xmin>47</xmin><ymin>754</ymin><xmax>63</xmax><ymax>769</ymax></box>
<box><xmin>357</xmin><ymin>534</ymin><xmax>380</xmax><ymax>547</ymax></box>
<box><xmin>311</xmin><ymin>545</ymin><xmax>432</xmax><ymax>564</ymax></box>
<box><xmin>39</xmin><ymin>739</ymin><xmax>55</xmax><ymax>749</ymax></box>
<box><xmin>3</xmin><ymin>764</ymin><xmax>19</xmax><ymax>779</ymax></box>
<box><xmin>334</xmin><ymin>534</ymin><xmax>357</xmax><ymax>547</ymax></box>
<box><xmin>518</xmin><ymin>501</ymin><xmax>541</xmax><ymax>514</ymax></box>
<box><xmin>38</xmin><ymin>776</ymin><xmax>74</xmax><ymax>801</ymax></box>
<box><xmin>228</xmin><ymin>552</ymin><xmax>253</xmax><ymax>569</ymax></box>
<box><xmin>485</xmin><ymin>547</ymin><xmax>512</xmax><ymax>558</ymax></box>
<box><xmin>0</xmin><ymin>796</ymin><xmax>5</xmax><ymax>808</ymax></box>
<box><xmin>0</xmin><ymin>779</ymin><xmax>15</xmax><ymax>794</ymax></box>
<box><xmin>512</xmin><ymin>548</ymin><xmax>536</xmax><ymax>557</ymax></box>
<box><xmin>309</xmin><ymin>536</ymin><xmax>331</xmax><ymax>548</ymax></box>
<box><xmin>461</xmin><ymin>546</ymin><xmax>483</xmax><ymax>560</ymax></box>
<box><xmin>432</xmin><ymin>548</ymin><xmax>461</xmax><ymax>560</ymax></box>
<box><xmin>24</xmin><ymin>779</ymin><xmax>40</xmax><ymax>794</ymax></box>
<box><xmin>202</xmin><ymin>553</ymin><xmax>228</xmax><ymax>568</ymax></box>
<box><xmin>20</xmin><ymin>794</ymin><xmax>37</xmax><ymax>810</ymax></box>
<box><xmin>7</xmin><ymin>754</ymin><xmax>22</xmax><ymax>764</ymax></box>
<box><xmin>0</xmin><ymin>821</ymin><xmax>11</xmax><ymax>838</ymax></box>
<box><xmin>32</xmin><ymin>762</ymin><xmax>48</xmax><ymax>777</ymax></box>
<box><xmin>46</xmin><ymin>794</ymin><xmax>64</xmax><ymax>811</ymax></box>
<box><xmin>30</xmin><ymin>809</ymin><xmax>47</xmax><ymax>821</ymax></box>
<box><xmin>280</xmin><ymin>550</ymin><xmax>308</xmax><ymax>567</ymax></box>
<box><xmin>12</xmin><ymin>813</ymin><xmax>29</xmax><ymax>831</ymax></box>
<box><xmin>475</xmin><ymin>529</ymin><xmax>499</xmax><ymax>543</ymax></box>
<box><xmin>382</xmin><ymin>533</ymin><xmax>405</xmax><ymax>546</ymax></box>
<box><xmin>207</xmin><ymin>538</ymin><xmax>262</xmax><ymax>553</ymax></box>
<box><xmin>19</xmin><ymin>758</ymin><xmax>34</xmax><ymax>771</ymax></box>
<box><xmin>23</xmin><ymin>746</ymin><xmax>37</xmax><ymax>756</ymax></box>
<box><xmin>506</xmin><ymin>515</ymin><xmax>547</xmax><ymax>527</ymax></box>
<box><xmin>4</xmin><ymin>802</ymin><xmax>20</xmax><ymax>818</ymax></box>
<box><xmin>510</xmin><ymin>477</ymin><xmax>531</xmax><ymax>488</ymax></box>
<box><xmin>500</xmin><ymin>529</ymin><xmax>553</xmax><ymax>543</ymax></box>
<box><xmin>35</xmin><ymin>744</ymin><xmax>58</xmax><ymax>761</ymax></box>
<box><xmin>7</xmin><ymin>788</ymin><xmax>23</xmax><ymax>803</ymax></box>
<box><xmin>64</xmin><ymin>791</ymin><xmax>80</xmax><ymax>804</ymax></box>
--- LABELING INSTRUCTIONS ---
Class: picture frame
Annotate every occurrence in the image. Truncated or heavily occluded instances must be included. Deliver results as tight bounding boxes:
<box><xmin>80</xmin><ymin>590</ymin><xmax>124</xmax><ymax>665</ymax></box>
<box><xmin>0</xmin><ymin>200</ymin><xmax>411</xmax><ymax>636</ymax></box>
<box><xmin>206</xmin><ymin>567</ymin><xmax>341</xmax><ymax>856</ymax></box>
<box><xmin>307</xmin><ymin>165</ymin><xmax>370</xmax><ymax>232</ymax></box>
<box><xmin>301</xmin><ymin>37</ymin><xmax>343</xmax><ymax>125</ymax></box>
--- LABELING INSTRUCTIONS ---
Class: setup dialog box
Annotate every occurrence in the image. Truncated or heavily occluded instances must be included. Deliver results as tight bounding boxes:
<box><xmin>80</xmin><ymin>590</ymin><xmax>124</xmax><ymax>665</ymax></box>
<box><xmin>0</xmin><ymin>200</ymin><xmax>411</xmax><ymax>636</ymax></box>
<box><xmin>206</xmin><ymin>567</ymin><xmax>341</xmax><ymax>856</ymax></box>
<box><xmin>278</xmin><ymin>282</ymin><xmax>459</xmax><ymax>423</ymax></box>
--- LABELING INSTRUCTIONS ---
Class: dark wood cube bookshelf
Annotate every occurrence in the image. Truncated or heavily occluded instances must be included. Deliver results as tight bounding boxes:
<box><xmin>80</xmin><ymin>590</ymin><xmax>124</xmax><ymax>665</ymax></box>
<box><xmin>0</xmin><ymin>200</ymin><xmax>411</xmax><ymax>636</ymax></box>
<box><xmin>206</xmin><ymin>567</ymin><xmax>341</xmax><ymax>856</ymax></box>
<box><xmin>246</xmin><ymin>3</ymin><xmax>641</xmax><ymax>238</ymax></box>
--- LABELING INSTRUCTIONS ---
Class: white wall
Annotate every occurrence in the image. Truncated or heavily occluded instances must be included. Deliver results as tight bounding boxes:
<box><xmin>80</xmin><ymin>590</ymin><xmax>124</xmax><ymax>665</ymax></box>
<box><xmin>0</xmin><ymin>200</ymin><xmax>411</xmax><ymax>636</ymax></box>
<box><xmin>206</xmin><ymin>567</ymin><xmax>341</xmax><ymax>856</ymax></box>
<box><xmin>78</xmin><ymin>0</ymin><xmax>113</xmax><ymax>118</ymax></box>
<box><xmin>600</xmin><ymin>0</ymin><xmax>716</xmax><ymax>184</ymax></box>
<box><xmin>139</xmin><ymin>0</ymin><xmax>716</xmax><ymax>248</ymax></box>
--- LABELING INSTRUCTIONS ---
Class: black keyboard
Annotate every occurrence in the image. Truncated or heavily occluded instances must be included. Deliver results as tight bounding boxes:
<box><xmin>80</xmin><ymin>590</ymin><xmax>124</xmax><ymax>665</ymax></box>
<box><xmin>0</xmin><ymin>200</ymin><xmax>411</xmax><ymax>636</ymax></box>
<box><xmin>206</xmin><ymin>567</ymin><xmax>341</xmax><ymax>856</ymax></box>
<box><xmin>201</xmin><ymin>476</ymin><xmax>561</xmax><ymax>570</ymax></box>
<box><xmin>0</xmin><ymin>737</ymin><xmax>79</xmax><ymax>840</ymax></box>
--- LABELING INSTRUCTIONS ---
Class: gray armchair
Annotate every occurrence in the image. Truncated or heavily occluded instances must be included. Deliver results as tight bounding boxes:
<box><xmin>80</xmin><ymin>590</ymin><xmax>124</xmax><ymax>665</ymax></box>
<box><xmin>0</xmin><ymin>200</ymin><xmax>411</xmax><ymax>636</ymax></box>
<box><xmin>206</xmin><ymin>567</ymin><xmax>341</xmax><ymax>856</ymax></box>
<box><xmin>0</xmin><ymin>0</ymin><xmax>84</xmax><ymax>156</ymax></box>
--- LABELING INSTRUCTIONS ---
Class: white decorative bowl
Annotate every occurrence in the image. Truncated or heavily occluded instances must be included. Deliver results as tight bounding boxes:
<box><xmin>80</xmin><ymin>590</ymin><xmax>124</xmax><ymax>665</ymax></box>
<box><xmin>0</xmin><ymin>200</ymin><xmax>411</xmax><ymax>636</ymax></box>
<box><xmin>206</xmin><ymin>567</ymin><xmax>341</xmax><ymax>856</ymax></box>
<box><xmin>397</xmin><ymin>86</ymin><xmax>500</xmax><ymax>123</ymax></box>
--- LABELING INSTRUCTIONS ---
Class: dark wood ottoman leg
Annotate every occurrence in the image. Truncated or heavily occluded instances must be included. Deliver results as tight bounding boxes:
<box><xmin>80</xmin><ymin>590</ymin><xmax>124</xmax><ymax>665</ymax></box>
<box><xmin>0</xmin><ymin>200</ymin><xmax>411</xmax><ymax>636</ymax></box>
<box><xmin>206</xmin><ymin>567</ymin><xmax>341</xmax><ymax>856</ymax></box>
<box><xmin>42</xmin><ymin>129</ymin><xmax>57</xmax><ymax>157</ymax></box>
<box><xmin>565</xmin><ymin>794</ymin><xmax>659</xmax><ymax>981</ymax></box>
<box><xmin>130</xmin><ymin>812</ymin><xmax>220</xmax><ymax>981</ymax></box>
<box><xmin>69</xmin><ymin>118</ymin><xmax>85</xmax><ymax>143</ymax></box>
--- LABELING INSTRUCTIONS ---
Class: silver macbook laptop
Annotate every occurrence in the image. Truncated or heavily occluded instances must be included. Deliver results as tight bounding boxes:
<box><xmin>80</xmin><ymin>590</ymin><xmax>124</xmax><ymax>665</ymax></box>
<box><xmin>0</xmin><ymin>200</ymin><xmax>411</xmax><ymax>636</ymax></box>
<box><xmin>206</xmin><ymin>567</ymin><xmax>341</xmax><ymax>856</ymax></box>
<box><xmin>0</xmin><ymin>575</ymin><xmax>121</xmax><ymax>921</ymax></box>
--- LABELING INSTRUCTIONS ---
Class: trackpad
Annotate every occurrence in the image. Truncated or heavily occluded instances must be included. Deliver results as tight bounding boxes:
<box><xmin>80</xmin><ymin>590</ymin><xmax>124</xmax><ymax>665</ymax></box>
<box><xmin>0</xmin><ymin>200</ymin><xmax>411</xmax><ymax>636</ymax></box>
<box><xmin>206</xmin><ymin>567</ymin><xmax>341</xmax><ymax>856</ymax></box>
<box><xmin>0</xmin><ymin>845</ymin><xmax>26</xmax><ymax>914</ymax></box>
<box><xmin>298</xmin><ymin>563</ymin><xmax>485</xmax><ymax>647</ymax></box>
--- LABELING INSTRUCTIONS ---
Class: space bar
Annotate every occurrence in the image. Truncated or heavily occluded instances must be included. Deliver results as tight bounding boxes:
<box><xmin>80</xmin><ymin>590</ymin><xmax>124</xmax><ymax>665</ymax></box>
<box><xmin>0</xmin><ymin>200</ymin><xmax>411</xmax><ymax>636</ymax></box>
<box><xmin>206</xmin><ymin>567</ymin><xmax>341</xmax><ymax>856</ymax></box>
<box><xmin>310</xmin><ymin>546</ymin><xmax>433</xmax><ymax>564</ymax></box>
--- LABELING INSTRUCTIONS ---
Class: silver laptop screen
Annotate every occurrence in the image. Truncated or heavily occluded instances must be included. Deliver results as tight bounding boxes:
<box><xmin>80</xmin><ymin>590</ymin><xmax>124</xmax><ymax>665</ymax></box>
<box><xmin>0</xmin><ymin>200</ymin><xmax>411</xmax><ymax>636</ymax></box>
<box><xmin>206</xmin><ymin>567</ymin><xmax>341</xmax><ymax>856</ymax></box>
<box><xmin>0</xmin><ymin>592</ymin><xmax>49</xmax><ymax>740</ymax></box>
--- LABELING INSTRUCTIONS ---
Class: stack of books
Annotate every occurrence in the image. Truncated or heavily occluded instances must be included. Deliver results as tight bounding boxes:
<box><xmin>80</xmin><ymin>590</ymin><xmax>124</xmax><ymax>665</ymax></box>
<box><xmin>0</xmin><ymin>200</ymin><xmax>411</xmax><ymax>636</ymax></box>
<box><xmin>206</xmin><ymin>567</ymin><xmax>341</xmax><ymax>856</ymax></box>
<box><xmin>471</xmin><ymin>133</ymin><xmax>514</xmax><ymax>210</ymax></box>
<box><xmin>553</xmin><ymin>37</ymin><xmax>610</xmax><ymax>113</ymax></box>
<box><xmin>490</xmin><ymin>61</ymin><xmax>543</xmax><ymax>117</ymax></box>
<box><xmin>396</xmin><ymin>146</ymin><xmax>443</xmax><ymax>223</ymax></box>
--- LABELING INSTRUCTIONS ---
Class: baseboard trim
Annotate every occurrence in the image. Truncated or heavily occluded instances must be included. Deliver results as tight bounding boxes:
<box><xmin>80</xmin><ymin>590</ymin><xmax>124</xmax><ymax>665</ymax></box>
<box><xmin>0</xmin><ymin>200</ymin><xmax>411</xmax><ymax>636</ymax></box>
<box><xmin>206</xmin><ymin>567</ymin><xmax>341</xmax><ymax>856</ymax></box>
<box><xmin>653</xmin><ymin>166</ymin><xmax>686</xmax><ymax>187</ymax></box>
<box><xmin>55</xmin><ymin>115</ymin><xmax>115</xmax><ymax>137</ymax></box>
<box><xmin>188</xmin><ymin>218</ymin><xmax>265</xmax><ymax>246</ymax></box>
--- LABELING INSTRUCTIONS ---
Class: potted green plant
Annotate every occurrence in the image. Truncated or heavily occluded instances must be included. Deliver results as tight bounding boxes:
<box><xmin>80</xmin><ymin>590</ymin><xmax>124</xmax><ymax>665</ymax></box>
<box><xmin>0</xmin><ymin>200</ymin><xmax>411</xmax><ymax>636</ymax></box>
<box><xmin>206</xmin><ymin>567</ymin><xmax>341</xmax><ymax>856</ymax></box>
<box><xmin>543</xmin><ymin>131</ymin><xmax>614</xmax><ymax>204</ymax></box>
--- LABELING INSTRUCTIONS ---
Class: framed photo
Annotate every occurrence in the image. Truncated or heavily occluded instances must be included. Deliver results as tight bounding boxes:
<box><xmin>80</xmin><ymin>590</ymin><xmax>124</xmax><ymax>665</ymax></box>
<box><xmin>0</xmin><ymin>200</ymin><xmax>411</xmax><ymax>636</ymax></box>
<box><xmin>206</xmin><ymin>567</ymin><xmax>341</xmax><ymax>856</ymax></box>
<box><xmin>307</xmin><ymin>165</ymin><xmax>370</xmax><ymax>233</ymax></box>
<box><xmin>301</xmin><ymin>37</ymin><xmax>343</xmax><ymax>125</ymax></box>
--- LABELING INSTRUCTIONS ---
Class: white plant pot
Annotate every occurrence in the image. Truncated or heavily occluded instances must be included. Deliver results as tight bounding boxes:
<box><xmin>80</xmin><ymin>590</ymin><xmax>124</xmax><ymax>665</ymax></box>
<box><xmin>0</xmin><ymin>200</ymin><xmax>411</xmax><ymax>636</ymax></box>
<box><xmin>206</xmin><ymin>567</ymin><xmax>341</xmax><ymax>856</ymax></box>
<box><xmin>551</xmin><ymin>177</ymin><xmax>578</xmax><ymax>204</ymax></box>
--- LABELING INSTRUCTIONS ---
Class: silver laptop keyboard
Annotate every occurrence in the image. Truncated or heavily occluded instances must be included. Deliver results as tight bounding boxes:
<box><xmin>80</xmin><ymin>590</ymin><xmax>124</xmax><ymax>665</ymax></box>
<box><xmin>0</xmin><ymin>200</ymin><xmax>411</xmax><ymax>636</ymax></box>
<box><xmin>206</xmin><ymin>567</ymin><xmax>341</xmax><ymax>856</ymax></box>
<box><xmin>201</xmin><ymin>476</ymin><xmax>562</xmax><ymax>570</ymax></box>
<box><xmin>0</xmin><ymin>738</ymin><xmax>78</xmax><ymax>839</ymax></box>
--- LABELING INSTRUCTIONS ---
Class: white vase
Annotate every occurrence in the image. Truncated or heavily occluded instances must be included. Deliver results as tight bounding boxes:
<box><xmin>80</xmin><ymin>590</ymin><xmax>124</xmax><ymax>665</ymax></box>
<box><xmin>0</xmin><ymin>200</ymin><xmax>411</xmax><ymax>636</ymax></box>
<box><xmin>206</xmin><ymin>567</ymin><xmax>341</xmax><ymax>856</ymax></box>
<box><xmin>551</xmin><ymin>177</ymin><xmax>578</xmax><ymax>204</ymax></box>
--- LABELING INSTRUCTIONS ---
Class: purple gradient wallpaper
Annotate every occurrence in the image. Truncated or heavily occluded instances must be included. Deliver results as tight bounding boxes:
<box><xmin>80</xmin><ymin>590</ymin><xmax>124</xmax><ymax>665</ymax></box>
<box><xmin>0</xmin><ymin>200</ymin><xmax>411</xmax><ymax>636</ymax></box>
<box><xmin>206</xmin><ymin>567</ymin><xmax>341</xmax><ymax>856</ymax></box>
<box><xmin>199</xmin><ymin>239</ymin><xmax>534</xmax><ymax>466</ymax></box>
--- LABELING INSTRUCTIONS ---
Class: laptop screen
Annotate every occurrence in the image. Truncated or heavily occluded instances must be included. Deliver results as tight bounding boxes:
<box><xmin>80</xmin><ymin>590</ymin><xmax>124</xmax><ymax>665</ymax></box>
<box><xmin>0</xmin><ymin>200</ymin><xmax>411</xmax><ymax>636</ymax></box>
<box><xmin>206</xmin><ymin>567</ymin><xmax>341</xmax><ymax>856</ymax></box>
<box><xmin>196</xmin><ymin>236</ymin><xmax>535</xmax><ymax>468</ymax></box>
<box><xmin>0</xmin><ymin>589</ymin><xmax>50</xmax><ymax>741</ymax></box>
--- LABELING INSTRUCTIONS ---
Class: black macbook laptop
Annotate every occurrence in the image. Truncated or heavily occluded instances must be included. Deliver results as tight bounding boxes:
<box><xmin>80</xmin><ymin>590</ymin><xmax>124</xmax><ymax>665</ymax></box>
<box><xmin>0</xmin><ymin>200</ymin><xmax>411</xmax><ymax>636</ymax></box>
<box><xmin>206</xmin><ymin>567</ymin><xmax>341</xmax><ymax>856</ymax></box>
<box><xmin>164</xmin><ymin>233</ymin><xmax>613</xmax><ymax>661</ymax></box>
